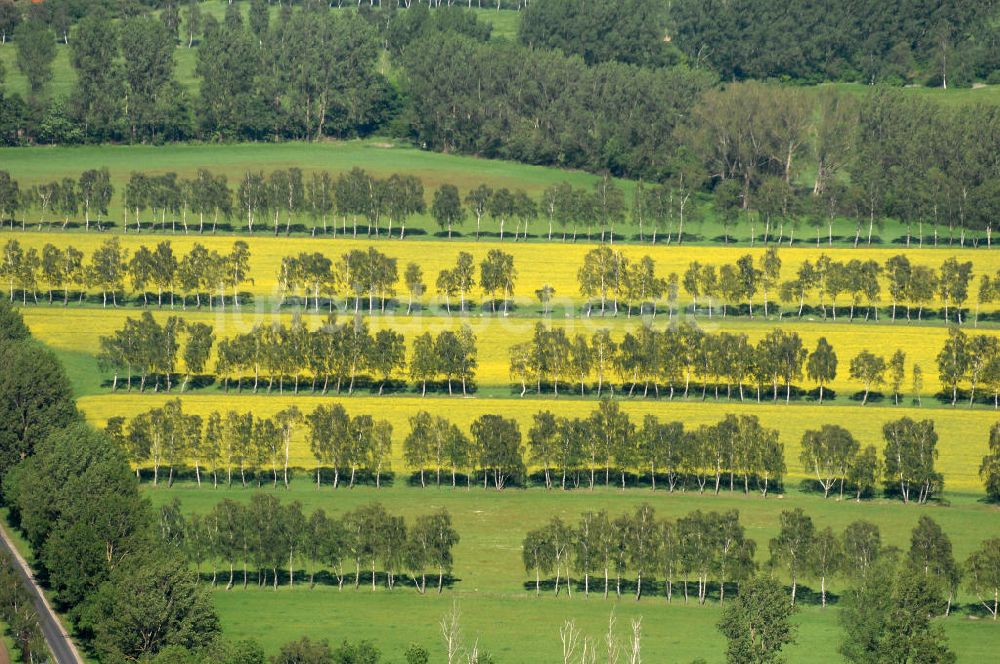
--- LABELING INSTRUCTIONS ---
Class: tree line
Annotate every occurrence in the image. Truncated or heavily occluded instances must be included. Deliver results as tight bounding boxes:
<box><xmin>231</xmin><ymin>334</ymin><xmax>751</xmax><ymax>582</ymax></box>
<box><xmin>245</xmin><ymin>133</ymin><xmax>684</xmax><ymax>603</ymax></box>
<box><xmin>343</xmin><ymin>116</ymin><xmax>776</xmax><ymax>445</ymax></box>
<box><xmin>109</xmin><ymin>398</ymin><xmax>960</xmax><ymax>502</ymax></box>
<box><xmin>516</xmin><ymin>321</ymin><xmax>921</xmax><ymax>408</ymax></box>
<box><xmin>159</xmin><ymin>496</ymin><xmax>459</xmax><ymax>595</ymax></box>
<box><xmin>0</xmin><ymin>2</ymin><xmax>714</xmax><ymax>182</ymax></box>
<box><xmin>523</xmin><ymin>501</ymin><xmax>1000</xmax><ymax>631</ymax></box>
<box><xmin>518</xmin><ymin>0</ymin><xmax>674</xmax><ymax>68</ymax></box>
<box><xmin>98</xmin><ymin>313</ymin><xmax>478</xmax><ymax>395</ymax></box>
<box><xmin>668</xmin><ymin>0</ymin><xmax>992</xmax><ymax>86</ymax></box>
<box><xmin>680</xmin><ymin>84</ymin><xmax>1000</xmax><ymax>249</ymax></box>
<box><xmin>578</xmin><ymin>245</ymin><xmax>986</xmax><ymax>324</ymax></box>
<box><xmin>0</xmin><ymin>300</ymin><xmax>221</xmax><ymax>662</ymax></box>
<box><xmin>107</xmin><ymin>399</ymin><xmax>395</xmax><ymax>489</ymax></box>
<box><xmin>1</xmin><ymin>237</ymin><xmax>251</xmax><ymax>308</ymax></box>
<box><xmin>0</xmin><ymin>167</ymin><xmax>112</xmax><ymax>230</ymax></box>
<box><xmin>7</xmin><ymin>233</ymin><xmax>1000</xmax><ymax>329</ymax></box>
<box><xmin>0</xmin><ymin>166</ymin><xmax>594</xmax><ymax>241</ymax></box>
<box><xmin>513</xmin><ymin>409</ymin><xmax>942</xmax><ymax>503</ymax></box>
<box><xmin>3</xmin><ymin>3</ymin><xmax>393</xmax><ymax>144</ymax></box>
<box><xmin>95</xmin><ymin>305</ymin><xmax>1000</xmax><ymax>410</ymax></box>
<box><xmin>520</xmin><ymin>0</ymin><xmax>996</xmax><ymax>89</ymax></box>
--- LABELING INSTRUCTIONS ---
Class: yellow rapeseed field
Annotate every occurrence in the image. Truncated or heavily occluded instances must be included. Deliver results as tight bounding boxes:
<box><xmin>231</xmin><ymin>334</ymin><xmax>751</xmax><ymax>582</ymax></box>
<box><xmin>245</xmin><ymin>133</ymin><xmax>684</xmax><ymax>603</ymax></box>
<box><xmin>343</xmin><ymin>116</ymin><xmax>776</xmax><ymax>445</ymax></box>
<box><xmin>76</xmin><ymin>392</ymin><xmax>995</xmax><ymax>491</ymax></box>
<box><xmin>21</xmin><ymin>307</ymin><xmax>988</xmax><ymax>397</ymax></box>
<box><xmin>15</xmin><ymin>232</ymin><xmax>1000</xmax><ymax>495</ymax></box>
<box><xmin>9</xmin><ymin>231</ymin><xmax>1000</xmax><ymax>309</ymax></box>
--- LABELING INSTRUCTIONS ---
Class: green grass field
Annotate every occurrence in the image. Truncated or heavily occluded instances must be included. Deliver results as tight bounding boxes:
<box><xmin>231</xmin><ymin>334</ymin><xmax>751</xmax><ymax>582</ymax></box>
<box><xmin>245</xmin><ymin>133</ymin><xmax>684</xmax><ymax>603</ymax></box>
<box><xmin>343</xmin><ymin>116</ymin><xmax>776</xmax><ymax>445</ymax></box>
<box><xmin>145</xmin><ymin>482</ymin><xmax>1000</xmax><ymax>662</ymax></box>
<box><xmin>0</xmin><ymin>140</ymin><xmax>610</xmax><ymax>208</ymax></box>
<box><xmin>3</xmin><ymin>139</ymin><xmax>997</xmax><ymax>246</ymax></box>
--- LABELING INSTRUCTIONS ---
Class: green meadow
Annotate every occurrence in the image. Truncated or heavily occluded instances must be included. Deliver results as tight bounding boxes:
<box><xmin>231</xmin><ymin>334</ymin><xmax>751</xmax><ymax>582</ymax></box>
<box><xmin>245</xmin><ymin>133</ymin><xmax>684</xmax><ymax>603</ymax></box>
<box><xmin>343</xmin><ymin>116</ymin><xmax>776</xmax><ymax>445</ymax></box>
<box><xmin>145</xmin><ymin>482</ymin><xmax>1000</xmax><ymax>663</ymax></box>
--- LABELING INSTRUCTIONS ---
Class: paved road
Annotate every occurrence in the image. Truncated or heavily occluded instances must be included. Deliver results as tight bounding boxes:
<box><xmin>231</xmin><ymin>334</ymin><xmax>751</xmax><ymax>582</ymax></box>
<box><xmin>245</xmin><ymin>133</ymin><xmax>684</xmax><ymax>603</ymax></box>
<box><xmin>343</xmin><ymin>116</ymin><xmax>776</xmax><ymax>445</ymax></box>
<box><xmin>0</xmin><ymin>524</ymin><xmax>83</xmax><ymax>664</ymax></box>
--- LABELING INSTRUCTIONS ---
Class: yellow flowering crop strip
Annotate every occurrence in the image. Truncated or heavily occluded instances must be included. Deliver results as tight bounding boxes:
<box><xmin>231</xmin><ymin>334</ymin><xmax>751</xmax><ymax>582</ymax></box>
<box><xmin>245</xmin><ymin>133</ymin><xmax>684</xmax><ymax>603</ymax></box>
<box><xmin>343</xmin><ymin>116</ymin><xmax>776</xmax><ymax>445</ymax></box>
<box><xmin>9</xmin><ymin>231</ymin><xmax>1000</xmax><ymax>309</ymax></box>
<box><xmin>76</xmin><ymin>392</ymin><xmax>994</xmax><ymax>491</ymax></box>
<box><xmin>22</xmin><ymin>307</ymin><xmax>983</xmax><ymax>397</ymax></box>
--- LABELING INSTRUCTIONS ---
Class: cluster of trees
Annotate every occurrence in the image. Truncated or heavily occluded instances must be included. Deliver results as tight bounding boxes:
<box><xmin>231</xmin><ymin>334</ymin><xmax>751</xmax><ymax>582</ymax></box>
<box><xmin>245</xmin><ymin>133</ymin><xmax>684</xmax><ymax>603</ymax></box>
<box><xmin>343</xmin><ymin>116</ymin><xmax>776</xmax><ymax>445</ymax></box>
<box><xmin>776</xmin><ymin>254</ymin><xmax>977</xmax><ymax>323</ymax></box>
<box><xmin>402</xmin><ymin>30</ymin><xmax>714</xmax><ymax>179</ymax></box>
<box><xmin>0</xmin><ymin>167</ymin><xmax>589</xmax><ymax>241</ymax></box>
<box><xmin>670</xmin><ymin>0</ymin><xmax>994</xmax><ymax>85</ymax></box>
<box><xmin>118</xmin><ymin>400</ymin><xmax>789</xmax><ymax>496</ymax></box>
<box><xmin>717</xmin><ymin>524</ymin><xmax>986</xmax><ymax>664</ymax></box>
<box><xmin>578</xmin><ymin>246</ymin><xmax>984</xmax><ymax>324</ymax></box>
<box><xmin>521</xmin><ymin>0</ymin><xmax>998</xmax><ymax>89</ymax></box>
<box><xmin>512</xmin><ymin>318</ymin><xmax>1000</xmax><ymax>411</ymax></box>
<box><xmin>980</xmin><ymin>423</ymin><xmax>1000</xmax><ymax>501</ymax></box>
<box><xmin>0</xmin><ymin>548</ymin><xmax>47</xmax><ymax>663</ymax></box>
<box><xmin>0</xmin><ymin>300</ymin><xmax>221</xmax><ymax>662</ymax></box>
<box><xmin>935</xmin><ymin>327</ymin><xmax>1000</xmax><ymax>407</ymax></box>
<box><xmin>108</xmin><ymin>400</ymin><xmax>394</xmax><ymax>489</ymax></box>
<box><xmin>511</xmin><ymin>321</ymin><xmax>920</xmax><ymax>407</ymax></box>
<box><xmin>218</xmin><ymin>317</ymin><xmax>477</xmax><ymax>396</ymax></box>
<box><xmin>514</xmin><ymin>408</ymin><xmax>943</xmax><ymax>503</ymax></box>
<box><xmin>1</xmin><ymin>237</ymin><xmax>251</xmax><ymax>307</ymax></box>
<box><xmin>801</xmin><ymin>419</ymin><xmax>943</xmax><ymax>504</ymax></box>
<box><xmin>519</xmin><ymin>0</ymin><xmax>674</xmax><ymax>68</ymax></box>
<box><xmin>433</xmin><ymin>250</ymin><xmax>517</xmax><ymax>313</ymax></box>
<box><xmin>115</xmin><ymin>396</ymin><xmax>957</xmax><ymax>504</ymax></box>
<box><xmin>680</xmin><ymin>85</ymin><xmax>1000</xmax><ymax>248</ymax></box>
<box><xmin>1</xmin><ymin>165</ymin><xmax>418</xmax><ymax>237</ymax></box>
<box><xmin>225</xmin><ymin>168</ymin><xmax>425</xmax><ymax>238</ymax></box>
<box><xmin>524</xmin><ymin>503</ymin><xmax>998</xmax><ymax>634</ymax></box>
<box><xmin>515</xmin><ymin>407</ymin><xmax>787</xmax><ymax>495</ymax></box>
<box><xmin>160</xmin><ymin>497</ymin><xmax>459</xmax><ymax>595</ymax></box>
<box><xmin>278</xmin><ymin>246</ymin><xmax>402</xmax><ymax>312</ymax></box>
<box><xmin>100</xmin><ymin>312</ymin><xmax>478</xmax><ymax>396</ymax></box>
<box><xmin>110</xmin><ymin>403</ymin><xmax>509</xmax><ymax>493</ymax></box>
<box><xmin>522</xmin><ymin>505</ymin><xmax>755</xmax><ymax>603</ymax></box>
<box><xmin>410</xmin><ymin>32</ymin><xmax>1000</xmax><ymax>242</ymax></box>
<box><xmin>2</xmin><ymin>3</ymin><xmax>394</xmax><ymax>144</ymax></box>
<box><xmin>98</xmin><ymin>311</ymin><xmax>214</xmax><ymax>391</ymax></box>
<box><xmin>0</xmin><ymin>167</ymin><xmax>112</xmax><ymax>230</ymax></box>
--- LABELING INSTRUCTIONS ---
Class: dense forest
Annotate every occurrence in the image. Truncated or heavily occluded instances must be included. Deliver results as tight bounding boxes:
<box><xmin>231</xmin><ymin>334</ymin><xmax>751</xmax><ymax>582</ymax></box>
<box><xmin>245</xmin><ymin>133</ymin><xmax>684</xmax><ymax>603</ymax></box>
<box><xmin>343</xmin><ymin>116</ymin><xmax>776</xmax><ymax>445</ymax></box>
<box><xmin>3</xmin><ymin>1</ymin><xmax>1000</xmax><ymax>235</ymax></box>
<box><xmin>667</xmin><ymin>0</ymin><xmax>998</xmax><ymax>85</ymax></box>
<box><xmin>0</xmin><ymin>0</ymin><xmax>1000</xmax><ymax>158</ymax></box>
<box><xmin>520</xmin><ymin>0</ymin><xmax>999</xmax><ymax>85</ymax></box>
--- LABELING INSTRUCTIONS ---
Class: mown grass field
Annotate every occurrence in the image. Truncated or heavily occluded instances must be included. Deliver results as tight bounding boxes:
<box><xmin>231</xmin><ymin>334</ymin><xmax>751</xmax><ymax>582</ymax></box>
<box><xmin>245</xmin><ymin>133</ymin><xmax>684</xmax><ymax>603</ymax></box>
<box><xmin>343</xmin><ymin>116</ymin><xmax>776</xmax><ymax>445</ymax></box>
<box><xmin>20</xmin><ymin>306</ymin><xmax>994</xmax><ymax>402</ymax></box>
<box><xmin>0</xmin><ymin>141</ymin><xmax>612</xmax><ymax>217</ymax></box>
<box><xmin>144</xmin><ymin>482</ymin><xmax>1000</xmax><ymax>662</ymax></box>
<box><xmin>8</xmin><ymin>230</ymin><xmax>998</xmax><ymax>310</ymax></box>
